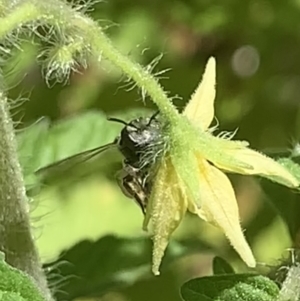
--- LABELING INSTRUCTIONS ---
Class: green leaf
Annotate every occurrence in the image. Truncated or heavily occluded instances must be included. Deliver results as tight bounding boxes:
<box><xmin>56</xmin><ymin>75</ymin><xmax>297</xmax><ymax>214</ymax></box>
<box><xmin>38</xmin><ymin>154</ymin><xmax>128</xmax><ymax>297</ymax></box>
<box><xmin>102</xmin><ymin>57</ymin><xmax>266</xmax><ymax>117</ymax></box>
<box><xmin>260</xmin><ymin>177</ymin><xmax>300</xmax><ymax>241</ymax></box>
<box><xmin>0</xmin><ymin>291</ymin><xmax>26</xmax><ymax>301</ymax></box>
<box><xmin>17</xmin><ymin>118</ymin><xmax>50</xmax><ymax>188</ymax></box>
<box><xmin>45</xmin><ymin>235</ymin><xmax>189</xmax><ymax>300</ymax></box>
<box><xmin>180</xmin><ymin>274</ymin><xmax>279</xmax><ymax>301</ymax></box>
<box><xmin>0</xmin><ymin>253</ymin><xmax>46</xmax><ymax>301</ymax></box>
<box><xmin>258</xmin><ymin>152</ymin><xmax>300</xmax><ymax>242</ymax></box>
<box><xmin>212</xmin><ymin>257</ymin><xmax>235</xmax><ymax>275</ymax></box>
<box><xmin>23</xmin><ymin>111</ymin><xmax>121</xmax><ymax>171</ymax></box>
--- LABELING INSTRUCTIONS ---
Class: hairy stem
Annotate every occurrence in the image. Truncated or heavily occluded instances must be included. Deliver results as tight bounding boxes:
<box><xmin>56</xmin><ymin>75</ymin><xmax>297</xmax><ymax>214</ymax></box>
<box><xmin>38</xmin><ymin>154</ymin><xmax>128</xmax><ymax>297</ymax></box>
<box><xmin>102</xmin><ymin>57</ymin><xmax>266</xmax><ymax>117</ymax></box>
<box><xmin>0</xmin><ymin>0</ymin><xmax>180</xmax><ymax>124</ymax></box>
<box><xmin>91</xmin><ymin>29</ymin><xmax>180</xmax><ymax>123</ymax></box>
<box><xmin>277</xmin><ymin>263</ymin><xmax>300</xmax><ymax>301</ymax></box>
<box><xmin>0</xmin><ymin>92</ymin><xmax>52</xmax><ymax>300</ymax></box>
<box><xmin>0</xmin><ymin>2</ymin><xmax>39</xmax><ymax>37</ymax></box>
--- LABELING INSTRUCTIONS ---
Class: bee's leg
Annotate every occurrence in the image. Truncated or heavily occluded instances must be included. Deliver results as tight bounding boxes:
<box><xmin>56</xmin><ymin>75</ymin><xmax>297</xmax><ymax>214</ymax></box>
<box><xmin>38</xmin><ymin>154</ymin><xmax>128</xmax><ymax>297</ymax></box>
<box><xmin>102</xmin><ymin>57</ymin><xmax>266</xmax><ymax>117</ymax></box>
<box><xmin>123</xmin><ymin>161</ymin><xmax>140</xmax><ymax>177</ymax></box>
<box><xmin>116</xmin><ymin>169</ymin><xmax>147</xmax><ymax>215</ymax></box>
<box><xmin>116</xmin><ymin>169</ymin><xmax>133</xmax><ymax>198</ymax></box>
<box><xmin>122</xmin><ymin>162</ymin><xmax>146</xmax><ymax>189</ymax></box>
<box><xmin>123</xmin><ymin>160</ymin><xmax>152</xmax><ymax>189</ymax></box>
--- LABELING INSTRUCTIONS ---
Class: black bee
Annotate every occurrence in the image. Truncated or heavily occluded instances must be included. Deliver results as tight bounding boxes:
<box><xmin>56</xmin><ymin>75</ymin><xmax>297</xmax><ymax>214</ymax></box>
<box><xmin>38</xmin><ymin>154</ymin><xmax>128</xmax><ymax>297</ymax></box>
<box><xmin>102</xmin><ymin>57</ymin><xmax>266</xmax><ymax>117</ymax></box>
<box><xmin>36</xmin><ymin>113</ymin><xmax>164</xmax><ymax>214</ymax></box>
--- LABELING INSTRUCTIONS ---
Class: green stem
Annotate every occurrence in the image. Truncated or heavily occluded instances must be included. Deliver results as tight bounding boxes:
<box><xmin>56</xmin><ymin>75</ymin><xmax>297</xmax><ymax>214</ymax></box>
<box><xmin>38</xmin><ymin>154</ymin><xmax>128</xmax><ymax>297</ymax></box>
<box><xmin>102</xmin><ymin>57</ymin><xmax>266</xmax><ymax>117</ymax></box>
<box><xmin>0</xmin><ymin>92</ymin><xmax>53</xmax><ymax>300</ymax></box>
<box><xmin>91</xmin><ymin>29</ymin><xmax>179</xmax><ymax>122</ymax></box>
<box><xmin>0</xmin><ymin>2</ymin><xmax>39</xmax><ymax>38</ymax></box>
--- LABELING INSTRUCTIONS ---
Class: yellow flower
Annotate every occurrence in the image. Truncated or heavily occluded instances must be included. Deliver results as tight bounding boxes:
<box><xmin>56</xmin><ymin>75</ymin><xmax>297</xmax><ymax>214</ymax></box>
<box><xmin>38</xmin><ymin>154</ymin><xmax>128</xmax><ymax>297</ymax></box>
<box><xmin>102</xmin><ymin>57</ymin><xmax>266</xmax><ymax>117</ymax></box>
<box><xmin>143</xmin><ymin>57</ymin><xmax>299</xmax><ymax>276</ymax></box>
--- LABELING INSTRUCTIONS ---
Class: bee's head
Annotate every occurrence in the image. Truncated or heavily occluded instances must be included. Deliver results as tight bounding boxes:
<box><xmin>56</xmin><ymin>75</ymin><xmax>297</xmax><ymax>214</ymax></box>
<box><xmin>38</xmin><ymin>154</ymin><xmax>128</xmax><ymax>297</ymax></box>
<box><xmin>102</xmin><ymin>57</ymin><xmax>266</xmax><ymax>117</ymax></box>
<box><xmin>124</xmin><ymin>117</ymin><xmax>160</xmax><ymax>145</ymax></box>
<box><xmin>108</xmin><ymin>114</ymin><xmax>162</xmax><ymax>166</ymax></box>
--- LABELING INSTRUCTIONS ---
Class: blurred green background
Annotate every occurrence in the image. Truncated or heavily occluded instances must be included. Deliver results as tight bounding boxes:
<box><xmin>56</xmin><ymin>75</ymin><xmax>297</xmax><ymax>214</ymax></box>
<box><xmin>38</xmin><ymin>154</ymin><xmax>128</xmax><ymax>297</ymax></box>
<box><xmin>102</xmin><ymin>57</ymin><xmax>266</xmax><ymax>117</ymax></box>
<box><xmin>6</xmin><ymin>0</ymin><xmax>300</xmax><ymax>300</ymax></box>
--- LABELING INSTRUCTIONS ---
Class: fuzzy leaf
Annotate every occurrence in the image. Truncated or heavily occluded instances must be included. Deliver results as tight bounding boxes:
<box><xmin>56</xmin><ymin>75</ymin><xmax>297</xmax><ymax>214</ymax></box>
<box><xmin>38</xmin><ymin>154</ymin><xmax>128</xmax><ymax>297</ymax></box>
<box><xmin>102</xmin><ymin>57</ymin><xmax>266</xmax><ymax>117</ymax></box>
<box><xmin>181</xmin><ymin>274</ymin><xmax>279</xmax><ymax>301</ymax></box>
<box><xmin>0</xmin><ymin>253</ymin><xmax>46</xmax><ymax>301</ymax></box>
<box><xmin>260</xmin><ymin>178</ymin><xmax>300</xmax><ymax>241</ymax></box>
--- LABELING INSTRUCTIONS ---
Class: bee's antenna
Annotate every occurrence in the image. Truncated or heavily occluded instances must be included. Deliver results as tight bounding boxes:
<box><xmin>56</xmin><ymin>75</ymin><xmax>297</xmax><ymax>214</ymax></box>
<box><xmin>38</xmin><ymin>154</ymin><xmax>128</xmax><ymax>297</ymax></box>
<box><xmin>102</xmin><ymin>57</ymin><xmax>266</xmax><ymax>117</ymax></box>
<box><xmin>107</xmin><ymin>117</ymin><xmax>128</xmax><ymax>126</ymax></box>
<box><xmin>148</xmin><ymin>111</ymin><xmax>159</xmax><ymax>125</ymax></box>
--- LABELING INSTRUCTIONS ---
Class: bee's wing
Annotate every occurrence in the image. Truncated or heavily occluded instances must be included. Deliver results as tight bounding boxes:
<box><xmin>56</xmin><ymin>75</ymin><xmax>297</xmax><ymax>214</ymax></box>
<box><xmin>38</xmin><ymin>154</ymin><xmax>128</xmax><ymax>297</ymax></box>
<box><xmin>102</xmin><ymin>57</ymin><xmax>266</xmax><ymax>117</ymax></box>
<box><xmin>36</xmin><ymin>142</ymin><xmax>123</xmax><ymax>184</ymax></box>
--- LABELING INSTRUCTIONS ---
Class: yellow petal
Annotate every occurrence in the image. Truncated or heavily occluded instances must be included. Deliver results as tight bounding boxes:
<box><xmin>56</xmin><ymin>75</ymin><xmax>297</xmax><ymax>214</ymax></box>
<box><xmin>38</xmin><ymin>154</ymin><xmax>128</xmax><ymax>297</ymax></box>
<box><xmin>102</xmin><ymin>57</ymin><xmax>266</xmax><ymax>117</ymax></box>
<box><xmin>183</xmin><ymin>57</ymin><xmax>216</xmax><ymax>130</ymax></box>
<box><xmin>197</xmin><ymin>158</ymin><xmax>256</xmax><ymax>268</ymax></box>
<box><xmin>144</xmin><ymin>156</ymin><xmax>187</xmax><ymax>275</ymax></box>
<box><xmin>211</xmin><ymin>140</ymin><xmax>299</xmax><ymax>188</ymax></box>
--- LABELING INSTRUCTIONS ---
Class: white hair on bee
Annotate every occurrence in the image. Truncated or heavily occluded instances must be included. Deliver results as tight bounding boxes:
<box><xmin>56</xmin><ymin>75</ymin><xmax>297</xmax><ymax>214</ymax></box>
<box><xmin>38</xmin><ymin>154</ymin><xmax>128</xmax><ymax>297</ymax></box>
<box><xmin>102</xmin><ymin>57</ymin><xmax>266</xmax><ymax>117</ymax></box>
<box><xmin>138</xmin><ymin>121</ymin><xmax>169</xmax><ymax>174</ymax></box>
<box><xmin>137</xmin><ymin>142</ymin><xmax>167</xmax><ymax>196</ymax></box>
